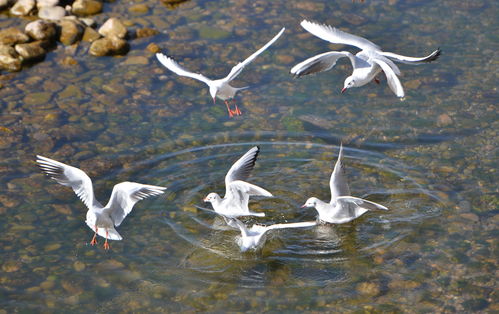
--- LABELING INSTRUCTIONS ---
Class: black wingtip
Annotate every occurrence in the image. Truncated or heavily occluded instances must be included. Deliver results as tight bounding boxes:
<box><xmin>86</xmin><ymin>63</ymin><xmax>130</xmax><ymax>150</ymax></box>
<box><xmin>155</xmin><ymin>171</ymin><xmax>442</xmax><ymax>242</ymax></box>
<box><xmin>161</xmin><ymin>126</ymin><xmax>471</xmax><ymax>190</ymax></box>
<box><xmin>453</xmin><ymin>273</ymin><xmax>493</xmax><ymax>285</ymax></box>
<box><xmin>426</xmin><ymin>48</ymin><xmax>442</xmax><ymax>63</ymax></box>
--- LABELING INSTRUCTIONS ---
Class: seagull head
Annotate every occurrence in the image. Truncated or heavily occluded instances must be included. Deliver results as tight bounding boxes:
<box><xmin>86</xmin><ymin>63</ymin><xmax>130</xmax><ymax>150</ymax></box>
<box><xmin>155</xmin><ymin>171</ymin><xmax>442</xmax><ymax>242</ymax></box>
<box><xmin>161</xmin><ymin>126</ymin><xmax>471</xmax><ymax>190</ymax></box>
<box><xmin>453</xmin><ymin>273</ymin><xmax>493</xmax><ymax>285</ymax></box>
<box><xmin>203</xmin><ymin>192</ymin><xmax>219</xmax><ymax>203</ymax></box>
<box><xmin>342</xmin><ymin>76</ymin><xmax>356</xmax><ymax>93</ymax></box>
<box><xmin>301</xmin><ymin>197</ymin><xmax>319</xmax><ymax>208</ymax></box>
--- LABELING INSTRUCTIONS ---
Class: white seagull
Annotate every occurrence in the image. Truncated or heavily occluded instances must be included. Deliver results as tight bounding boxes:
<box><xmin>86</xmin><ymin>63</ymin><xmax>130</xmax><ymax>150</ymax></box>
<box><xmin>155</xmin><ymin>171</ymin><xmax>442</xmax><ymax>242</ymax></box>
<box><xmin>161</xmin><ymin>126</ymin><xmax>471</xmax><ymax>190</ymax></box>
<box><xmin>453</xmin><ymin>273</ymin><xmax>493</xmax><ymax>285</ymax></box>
<box><xmin>36</xmin><ymin>155</ymin><xmax>166</xmax><ymax>250</ymax></box>
<box><xmin>203</xmin><ymin>146</ymin><xmax>272</xmax><ymax>218</ymax></box>
<box><xmin>232</xmin><ymin>218</ymin><xmax>317</xmax><ymax>252</ymax></box>
<box><xmin>301</xmin><ymin>144</ymin><xmax>388</xmax><ymax>224</ymax></box>
<box><xmin>290</xmin><ymin>20</ymin><xmax>441</xmax><ymax>97</ymax></box>
<box><xmin>156</xmin><ymin>27</ymin><xmax>285</xmax><ymax>117</ymax></box>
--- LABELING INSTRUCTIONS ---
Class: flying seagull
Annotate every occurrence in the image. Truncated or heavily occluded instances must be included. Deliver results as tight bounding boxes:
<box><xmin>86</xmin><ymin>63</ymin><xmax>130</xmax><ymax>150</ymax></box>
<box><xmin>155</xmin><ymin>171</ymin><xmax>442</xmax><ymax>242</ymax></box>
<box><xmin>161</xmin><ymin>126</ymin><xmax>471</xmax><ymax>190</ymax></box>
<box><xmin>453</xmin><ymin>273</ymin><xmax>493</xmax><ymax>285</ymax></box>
<box><xmin>203</xmin><ymin>146</ymin><xmax>272</xmax><ymax>218</ymax></box>
<box><xmin>290</xmin><ymin>20</ymin><xmax>440</xmax><ymax>97</ymax></box>
<box><xmin>156</xmin><ymin>27</ymin><xmax>285</xmax><ymax>117</ymax></box>
<box><xmin>36</xmin><ymin>155</ymin><xmax>166</xmax><ymax>250</ymax></box>
<box><xmin>301</xmin><ymin>144</ymin><xmax>388</xmax><ymax>223</ymax></box>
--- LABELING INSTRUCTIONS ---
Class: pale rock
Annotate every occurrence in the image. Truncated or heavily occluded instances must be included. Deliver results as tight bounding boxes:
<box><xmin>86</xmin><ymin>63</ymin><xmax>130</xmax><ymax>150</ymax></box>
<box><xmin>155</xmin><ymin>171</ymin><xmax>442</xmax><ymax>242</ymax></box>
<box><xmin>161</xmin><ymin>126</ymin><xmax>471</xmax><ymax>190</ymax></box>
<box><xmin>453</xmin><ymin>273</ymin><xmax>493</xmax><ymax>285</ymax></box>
<box><xmin>98</xmin><ymin>18</ymin><xmax>127</xmax><ymax>39</ymax></box>
<box><xmin>0</xmin><ymin>44</ymin><xmax>21</xmax><ymax>71</ymax></box>
<box><xmin>10</xmin><ymin>0</ymin><xmax>35</xmax><ymax>16</ymax></box>
<box><xmin>38</xmin><ymin>5</ymin><xmax>66</xmax><ymax>20</ymax></box>
<box><xmin>25</xmin><ymin>20</ymin><xmax>57</xmax><ymax>41</ymax></box>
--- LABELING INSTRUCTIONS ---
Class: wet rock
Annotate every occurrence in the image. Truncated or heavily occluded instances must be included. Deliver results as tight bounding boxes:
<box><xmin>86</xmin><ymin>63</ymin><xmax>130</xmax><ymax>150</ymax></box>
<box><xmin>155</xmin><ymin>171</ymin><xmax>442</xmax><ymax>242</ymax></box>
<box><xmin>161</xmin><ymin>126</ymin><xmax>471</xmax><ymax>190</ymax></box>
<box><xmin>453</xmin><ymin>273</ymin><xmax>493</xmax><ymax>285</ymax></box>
<box><xmin>2</xmin><ymin>260</ymin><xmax>20</xmax><ymax>272</ymax></box>
<box><xmin>15</xmin><ymin>41</ymin><xmax>50</xmax><ymax>61</ymax></box>
<box><xmin>437</xmin><ymin>113</ymin><xmax>453</xmax><ymax>127</ymax></box>
<box><xmin>89</xmin><ymin>36</ymin><xmax>129</xmax><ymax>56</ymax></box>
<box><xmin>198</xmin><ymin>26</ymin><xmax>230</xmax><ymax>40</ymax></box>
<box><xmin>45</xmin><ymin>243</ymin><xmax>61</xmax><ymax>251</ymax></box>
<box><xmin>136</xmin><ymin>28</ymin><xmax>159</xmax><ymax>38</ymax></box>
<box><xmin>37</xmin><ymin>0</ymin><xmax>59</xmax><ymax>8</ymax></box>
<box><xmin>128</xmin><ymin>3</ymin><xmax>149</xmax><ymax>15</ymax></box>
<box><xmin>146</xmin><ymin>42</ymin><xmax>160</xmax><ymax>53</ymax></box>
<box><xmin>97</xmin><ymin>259</ymin><xmax>125</xmax><ymax>271</ymax></box>
<box><xmin>73</xmin><ymin>261</ymin><xmax>85</xmax><ymax>271</ymax></box>
<box><xmin>0</xmin><ymin>0</ymin><xmax>12</xmax><ymax>10</ymax></box>
<box><xmin>25</xmin><ymin>20</ymin><xmax>57</xmax><ymax>41</ymax></box>
<box><xmin>124</xmin><ymin>56</ymin><xmax>148</xmax><ymax>65</ymax></box>
<box><xmin>80</xmin><ymin>18</ymin><xmax>96</xmax><ymax>27</ymax></box>
<box><xmin>72</xmin><ymin>0</ymin><xmax>103</xmax><ymax>16</ymax></box>
<box><xmin>58</xmin><ymin>20</ymin><xmax>83</xmax><ymax>45</ymax></box>
<box><xmin>82</xmin><ymin>26</ymin><xmax>100</xmax><ymax>42</ymax></box>
<box><xmin>24</xmin><ymin>91</ymin><xmax>53</xmax><ymax>106</ymax></box>
<box><xmin>98</xmin><ymin>18</ymin><xmax>127</xmax><ymax>39</ymax></box>
<box><xmin>0</xmin><ymin>28</ymin><xmax>30</xmax><ymax>46</ymax></box>
<box><xmin>0</xmin><ymin>45</ymin><xmax>21</xmax><ymax>71</ymax></box>
<box><xmin>356</xmin><ymin>282</ymin><xmax>381</xmax><ymax>296</ymax></box>
<box><xmin>10</xmin><ymin>0</ymin><xmax>35</xmax><ymax>16</ymax></box>
<box><xmin>38</xmin><ymin>5</ymin><xmax>66</xmax><ymax>20</ymax></box>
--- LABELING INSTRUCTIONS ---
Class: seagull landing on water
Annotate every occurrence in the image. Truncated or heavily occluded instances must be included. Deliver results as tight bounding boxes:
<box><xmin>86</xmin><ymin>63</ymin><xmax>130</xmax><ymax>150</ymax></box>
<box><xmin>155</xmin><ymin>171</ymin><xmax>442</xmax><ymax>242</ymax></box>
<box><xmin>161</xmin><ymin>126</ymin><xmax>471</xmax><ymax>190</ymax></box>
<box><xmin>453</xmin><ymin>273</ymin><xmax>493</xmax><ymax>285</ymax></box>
<box><xmin>290</xmin><ymin>20</ymin><xmax>441</xmax><ymax>98</ymax></box>
<box><xmin>36</xmin><ymin>156</ymin><xmax>166</xmax><ymax>250</ymax></box>
<box><xmin>203</xmin><ymin>146</ymin><xmax>272</xmax><ymax>218</ymax></box>
<box><xmin>301</xmin><ymin>144</ymin><xmax>388</xmax><ymax>224</ymax></box>
<box><xmin>231</xmin><ymin>218</ymin><xmax>317</xmax><ymax>252</ymax></box>
<box><xmin>156</xmin><ymin>27</ymin><xmax>285</xmax><ymax>117</ymax></box>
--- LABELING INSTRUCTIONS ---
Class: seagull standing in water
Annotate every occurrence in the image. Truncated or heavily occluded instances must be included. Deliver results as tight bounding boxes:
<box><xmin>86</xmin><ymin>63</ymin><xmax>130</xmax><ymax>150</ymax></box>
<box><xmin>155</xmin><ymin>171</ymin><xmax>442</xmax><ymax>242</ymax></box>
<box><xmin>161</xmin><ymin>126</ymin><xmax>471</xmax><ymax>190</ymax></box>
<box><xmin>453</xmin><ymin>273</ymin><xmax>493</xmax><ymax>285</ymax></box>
<box><xmin>204</xmin><ymin>146</ymin><xmax>272</xmax><ymax>218</ymax></box>
<box><xmin>36</xmin><ymin>156</ymin><xmax>166</xmax><ymax>250</ymax></box>
<box><xmin>301</xmin><ymin>145</ymin><xmax>388</xmax><ymax>224</ymax></box>
<box><xmin>232</xmin><ymin>218</ymin><xmax>317</xmax><ymax>252</ymax></box>
<box><xmin>290</xmin><ymin>20</ymin><xmax>441</xmax><ymax>97</ymax></box>
<box><xmin>156</xmin><ymin>27</ymin><xmax>285</xmax><ymax>117</ymax></box>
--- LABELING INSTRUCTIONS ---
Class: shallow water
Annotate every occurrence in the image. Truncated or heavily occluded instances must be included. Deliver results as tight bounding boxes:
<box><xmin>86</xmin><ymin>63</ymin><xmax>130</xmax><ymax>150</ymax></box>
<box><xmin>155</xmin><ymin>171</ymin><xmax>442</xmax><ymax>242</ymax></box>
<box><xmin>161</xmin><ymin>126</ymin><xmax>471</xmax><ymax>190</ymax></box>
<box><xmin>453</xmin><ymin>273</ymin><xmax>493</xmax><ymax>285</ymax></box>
<box><xmin>1</xmin><ymin>0</ymin><xmax>497</xmax><ymax>312</ymax></box>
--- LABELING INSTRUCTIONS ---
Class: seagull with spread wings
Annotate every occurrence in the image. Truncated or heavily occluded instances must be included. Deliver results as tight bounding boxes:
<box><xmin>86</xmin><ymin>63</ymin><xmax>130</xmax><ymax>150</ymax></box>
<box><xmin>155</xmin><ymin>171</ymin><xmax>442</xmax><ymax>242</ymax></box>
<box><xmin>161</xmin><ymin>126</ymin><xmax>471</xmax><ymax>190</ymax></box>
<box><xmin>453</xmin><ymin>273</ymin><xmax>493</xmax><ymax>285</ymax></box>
<box><xmin>36</xmin><ymin>156</ymin><xmax>166</xmax><ymax>250</ymax></box>
<box><xmin>203</xmin><ymin>146</ymin><xmax>272</xmax><ymax>218</ymax></box>
<box><xmin>291</xmin><ymin>20</ymin><xmax>440</xmax><ymax>98</ymax></box>
<box><xmin>231</xmin><ymin>218</ymin><xmax>316</xmax><ymax>252</ymax></box>
<box><xmin>156</xmin><ymin>27</ymin><xmax>285</xmax><ymax>117</ymax></box>
<box><xmin>301</xmin><ymin>144</ymin><xmax>388</xmax><ymax>224</ymax></box>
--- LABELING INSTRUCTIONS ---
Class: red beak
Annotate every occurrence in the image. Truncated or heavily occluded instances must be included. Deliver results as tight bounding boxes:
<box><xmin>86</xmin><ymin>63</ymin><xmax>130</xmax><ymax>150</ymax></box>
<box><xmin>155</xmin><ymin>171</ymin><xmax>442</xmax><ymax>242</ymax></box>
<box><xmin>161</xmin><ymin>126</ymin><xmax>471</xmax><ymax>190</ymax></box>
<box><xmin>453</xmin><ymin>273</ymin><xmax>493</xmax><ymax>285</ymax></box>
<box><xmin>203</xmin><ymin>198</ymin><xmax>208</xmax><ymax>202</ymax></box>
<box><xmin>341</xmin><ymin>87</ymin><xmax>347</xmax><ymax>94</ymax></box>
<box><xmin>212</xmin><ymin>97</ymin><xmax>216</xmax><ymax>104</ymax></box>
<box><xmin>300</xmin><ymin>204</ymin><xmax>307</xmax><ymax>208</ymax></box>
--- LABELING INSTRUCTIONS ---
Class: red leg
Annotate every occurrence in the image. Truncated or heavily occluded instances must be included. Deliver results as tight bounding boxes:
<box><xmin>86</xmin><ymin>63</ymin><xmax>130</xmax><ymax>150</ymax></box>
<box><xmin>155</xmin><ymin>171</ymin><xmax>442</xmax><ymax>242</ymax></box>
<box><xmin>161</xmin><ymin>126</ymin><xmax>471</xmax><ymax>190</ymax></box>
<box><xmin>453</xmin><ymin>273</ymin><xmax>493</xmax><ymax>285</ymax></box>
<box><xmin>231</xmin><ymin>99</ymin><xmax>242</xmax><ymax>116</ymax></box>
<box><xmin>103</xmin><ymin>229</ymin><xmax>110</xmax><ymax>250</ymax></box>
<box><xmin>90</xmin><ymin>226</ymin><xmax>98</xmax><ymax>246</ymax></box>
<box><xmin>374</xmin><ymin>77</ymin><xmax>380</xmax><ymax>85</ymax></box>
<box><xmin>224</xmin><ymin>100</ymin><xmax>234</xmax><ymax>117</ymax></box>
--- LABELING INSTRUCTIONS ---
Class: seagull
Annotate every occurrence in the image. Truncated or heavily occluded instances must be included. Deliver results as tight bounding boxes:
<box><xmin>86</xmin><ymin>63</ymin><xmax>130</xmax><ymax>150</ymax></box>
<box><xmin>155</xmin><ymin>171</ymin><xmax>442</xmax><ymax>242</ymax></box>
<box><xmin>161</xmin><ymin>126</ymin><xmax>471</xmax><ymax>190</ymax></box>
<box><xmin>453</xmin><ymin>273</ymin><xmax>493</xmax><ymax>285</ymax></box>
<box><xmin>36</xmin><ymin>155</ymin><xmax>166</xmax><ymax>250</ymax></box>
<box><xmin>231</xmin><ymin>218</ymin><xmax>317</xmax><ymax>252</ymax></box>
<box><xmin>301</xmin><ymin>144</ymin><xmax>388</xmax><ymax>224</ymax></box>
<box><xmin>203</xmin><ymin>146</ymin><xmax>272</xmax><ymax>218</ymax></box>
<box><xmin>290</xmin><ymin>20</ymin><xmax>441</xmax><ymax>97</ymax></box>
<box><xmin>156</xmin><ymin>27</ymin><xmax>285</xmax><ymax>117</ymax></box>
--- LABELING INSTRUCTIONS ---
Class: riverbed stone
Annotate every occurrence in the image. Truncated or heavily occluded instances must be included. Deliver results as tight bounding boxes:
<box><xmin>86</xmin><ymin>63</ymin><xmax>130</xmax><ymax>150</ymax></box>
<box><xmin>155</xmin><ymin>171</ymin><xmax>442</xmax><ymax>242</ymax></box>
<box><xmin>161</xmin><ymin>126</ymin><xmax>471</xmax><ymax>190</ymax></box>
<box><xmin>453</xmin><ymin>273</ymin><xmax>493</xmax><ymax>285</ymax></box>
<box><xmin>25</xmin><ymin>20</ymin><xmax>57</xmax><ymax>41</ymax></box>
<box><xmin>10</xmin><ymin>0</ymin><xmax>35</xmax><ymax>16</ymax></box>
<box><xmin>38</xmin><ymin>5</ymin><xmax>66</xmax><ymax>20</ymax></box>
<box><xmin>0</xmin><ymin>0</ymin><xmax>12</xmax><ymax>10</ymax></box>
<box><xmin>136</xmin><ymin>28</ymin><xmax>159</xmax><ymax>38</ymax></box>
<box><xmin>15</xmin><ymin>40</ymin><xmax>49</xmax><ymax>60</ymax></box>
<box><xmin>89</xmin><ymin>36</ymin><xmax>129</xmax><ymax>56</ymax></box>
<box><xmin>98</xmin><ymin>18</ymin><xmax>127</xmax><ymax>39</ymax></box>
<box><xmin>82</xmin><ymin>26</ymin><xmax>100</xmax><ymax>42</ymax></box>
<box><xmin>58</xmin><ymin>19</ymin><xmax>83</xmax><ymax>45</ymax></box>
<box><xmin>0</xmin><ymin>28</ymin><xmax>30</xmax><ymax>45</ymax></box>
<box><xmin>72</xmin><ymin>0</ymin><xmax>103</xmax><ymax>16</ymax></box>
<box><xmin>37</xmin><ymin>0</ymin><xmax>59</xmax><ymax>8</ymax></box>
<box><xmin>0</xmin><ymin>45</ymin><xmax>21</xmax><ymax>71</ymax></box>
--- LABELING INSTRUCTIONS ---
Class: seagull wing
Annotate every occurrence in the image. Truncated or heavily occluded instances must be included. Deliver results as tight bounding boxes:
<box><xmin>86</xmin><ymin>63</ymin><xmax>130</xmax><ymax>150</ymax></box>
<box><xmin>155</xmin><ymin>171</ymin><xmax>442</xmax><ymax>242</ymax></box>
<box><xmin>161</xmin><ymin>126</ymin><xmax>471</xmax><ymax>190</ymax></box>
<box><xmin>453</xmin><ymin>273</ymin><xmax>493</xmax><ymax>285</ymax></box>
<box><xmin>267</xmin><ymin>221</ymin><xmax>317</xmax><ymax>231</ymax></box>
<box><xmin>104</xmin><ymin>182</ymin><xmax>166</xmax><ymax>227</ymax></box>
<box><xmin>224</xmin><ymin>180</ymin><xmax>271</xmax><ymax>217</ymax></box>
<box><xmin>381</xmin><ymin>48</ymin><xmax>441</xmax><ymax>65</ymax></box>
<box><xmin>225</xmin><ymin>146</ymin><xmax>260</xmax><ymax>186</ymax></box>
<box><xmin>301</xmin><ymin>20</ymin><xmax>380</xmax><ymax>51</ymax></box>
<box><xmin>336</xmin><ymin>196</ymin><xmax>388</xmax><ymax>211</ymax></box>
<box><xmin>330</xmin><ymin>144</ymin><xmax>351</xmax><ymax>204</ymax></box>
<box><xmin>224</xmin><ymin>27</ymin><xmax>285</xmax><ymax>82</ymax></box>
<box><xmin>36</xmin><ymin>155</ymin><xmax>100</xmax><ymax>210</ymax></box>
<box><xmin>290</xmin><ymin>51</ymin><xmax>355</xmax><ymax>77</ymax></box>
<box><xmin>372</xmin><ymin>56</ymin><xmax>405</xmax><ymax>97</ymax></box>
<box><xmin>156</xmin><ymin>53</ymin><xmax>212</xmax><ymax>85</ymax></box>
